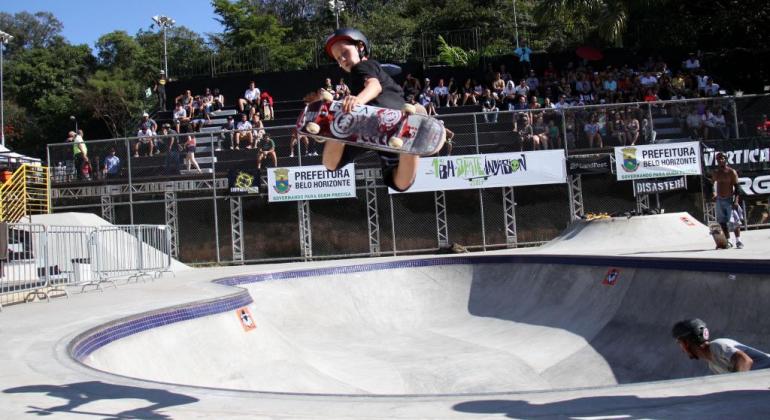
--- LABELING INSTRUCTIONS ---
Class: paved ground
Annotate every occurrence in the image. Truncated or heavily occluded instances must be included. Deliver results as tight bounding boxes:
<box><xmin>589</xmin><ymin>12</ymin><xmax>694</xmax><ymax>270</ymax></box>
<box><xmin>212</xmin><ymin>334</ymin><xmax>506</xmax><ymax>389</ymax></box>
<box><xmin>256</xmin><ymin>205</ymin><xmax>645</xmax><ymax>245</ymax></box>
<box><xmin>1</xmin><ymin>213</ymin><xmax>769</xmax><ymax>419</ymax></box>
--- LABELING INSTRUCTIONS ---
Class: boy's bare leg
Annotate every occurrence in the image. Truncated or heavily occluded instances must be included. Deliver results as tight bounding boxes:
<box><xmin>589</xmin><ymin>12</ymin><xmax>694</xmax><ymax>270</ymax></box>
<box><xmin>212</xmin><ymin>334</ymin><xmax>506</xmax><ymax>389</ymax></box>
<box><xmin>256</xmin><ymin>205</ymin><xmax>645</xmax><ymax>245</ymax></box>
<box><xmin>393</xmin><ymin>154</ymin><xmax>419</xmax><ymax>191</ymax></box>
<box><xmin>322</xmin><ymin>141</ymin><xmax>346</xmax><ymax>170</ymax></box>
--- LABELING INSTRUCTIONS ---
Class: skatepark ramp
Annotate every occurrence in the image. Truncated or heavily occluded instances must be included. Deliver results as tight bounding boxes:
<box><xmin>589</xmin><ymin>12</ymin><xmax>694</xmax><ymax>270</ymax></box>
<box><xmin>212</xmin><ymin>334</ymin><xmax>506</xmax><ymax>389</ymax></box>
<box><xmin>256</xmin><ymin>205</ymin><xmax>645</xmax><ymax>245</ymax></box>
<box><xmin>74</xmin><ymin>250</ymin><xmax>770</xmax><ymax>395</ymax></box>
<box><xmin>537</xmin><ymin>212</ymin><xmax>714</xmax><ymax>255</ymax></box>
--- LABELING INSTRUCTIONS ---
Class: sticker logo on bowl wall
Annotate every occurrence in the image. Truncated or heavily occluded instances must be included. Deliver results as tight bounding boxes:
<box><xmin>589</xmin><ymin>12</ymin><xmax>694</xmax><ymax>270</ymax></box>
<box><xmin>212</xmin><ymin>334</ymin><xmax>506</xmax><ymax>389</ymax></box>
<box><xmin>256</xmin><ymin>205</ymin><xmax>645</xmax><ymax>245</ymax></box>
<box><xmin>602</xmin><ymin>268</ymin><xmax>621</xmax><ymax>286</ymax></box>
<box><xmin>236</xmin><ymin>307</ymin><xmax>256</xmax><ymax>332</ymax></box>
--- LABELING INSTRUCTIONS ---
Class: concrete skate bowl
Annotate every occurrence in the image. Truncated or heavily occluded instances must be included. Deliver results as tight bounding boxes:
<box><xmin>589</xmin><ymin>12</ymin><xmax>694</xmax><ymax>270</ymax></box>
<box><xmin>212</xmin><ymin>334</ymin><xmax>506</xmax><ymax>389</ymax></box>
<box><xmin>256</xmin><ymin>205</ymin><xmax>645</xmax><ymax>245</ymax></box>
<box><xmin>71</xmin><ymin>255</ymin><xmax>770</xmax><ymax>396</ymax></box>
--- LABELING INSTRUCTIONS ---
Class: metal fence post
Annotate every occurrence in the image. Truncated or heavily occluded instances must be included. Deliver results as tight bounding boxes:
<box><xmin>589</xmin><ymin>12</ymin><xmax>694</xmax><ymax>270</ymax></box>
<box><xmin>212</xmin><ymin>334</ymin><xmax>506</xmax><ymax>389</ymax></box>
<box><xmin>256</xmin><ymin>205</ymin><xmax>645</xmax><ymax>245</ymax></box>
<box><xmin>478</xmin><ymin>189</ymin><xmax>487</xmax><ymax>251</ymax></box>
<box><xmin>647</xmin><ymin>103</ymin><xmax>655</xmax><ymax>142</ymax></box>
<box><xmin>473</xmin><ymin>113</ymin><xmax>480</xmax><ymax>153</ymax></box>
<box><xmin>389</xmin><ymin>195</ymin><xmax>397</xmax><ymax>255</ymax></box>
<box><xmin>435</xmin><ymin>191</ymin><xmax>449</xmax><ymax>248</ymax></box>
<box><xmin>125</xmin><ymin>138</ymin><xmax>134</xmax><ymax>224</ymax></box>
<box><xmin>210</xmin><ymin>132</ymin><xmax>221</xmax><ymax>264</ymax></box>
<box><xmin>731</xmin><ymin>98</ymin><xmax>740</xmax><ymax>139</ymax></box>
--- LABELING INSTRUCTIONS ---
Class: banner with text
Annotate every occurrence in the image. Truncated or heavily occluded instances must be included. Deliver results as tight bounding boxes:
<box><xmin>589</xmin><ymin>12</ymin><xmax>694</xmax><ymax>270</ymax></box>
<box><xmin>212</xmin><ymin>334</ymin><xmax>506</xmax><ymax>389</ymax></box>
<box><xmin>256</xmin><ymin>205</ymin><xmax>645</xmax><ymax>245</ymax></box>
<box><xmin>567</xmin><ymin>153</ymin><xmax>613</xmax><ymax>175</ymax></box>
<box><xmin>703</xmin><ymin>137</ymin><xmax>770</xmax><ymax>171</ymax></box>
<box><xmin>390</xmin><ymin>150</ymin><xmax>567</xmax><ymax>194</ymax></box>
<box><xmin>633</xmin><ymin>176</ymin><xmax>687</xmax><ymax>196</ymax></box>
<box><xmin>267</xmin><ymin>163</ymin><xmax>356</xmax><ymax>202</ymax></box>
<box><xmin>614</xmin><ymin>141</ymin><xmax>702</xmax><ymax>181</ymax></box>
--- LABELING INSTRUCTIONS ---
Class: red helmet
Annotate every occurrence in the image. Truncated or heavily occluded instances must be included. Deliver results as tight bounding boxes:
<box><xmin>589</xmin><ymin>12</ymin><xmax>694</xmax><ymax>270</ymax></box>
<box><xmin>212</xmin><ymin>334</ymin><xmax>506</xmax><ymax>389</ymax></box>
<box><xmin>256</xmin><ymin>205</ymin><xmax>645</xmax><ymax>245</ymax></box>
<box><xmin>324</xmin><ymin>28</ymin><xmax>370</xmax><ymax>60</ymax></box>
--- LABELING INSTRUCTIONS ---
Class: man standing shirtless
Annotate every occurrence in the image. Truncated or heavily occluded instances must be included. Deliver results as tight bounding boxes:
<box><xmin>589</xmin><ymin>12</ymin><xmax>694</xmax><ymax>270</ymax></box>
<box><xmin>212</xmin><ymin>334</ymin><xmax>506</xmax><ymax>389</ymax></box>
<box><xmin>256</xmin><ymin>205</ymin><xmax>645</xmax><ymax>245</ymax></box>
<box><xmin>711</xmin><ymin>152</ymin><xmax>743</xmax><ymax>248</ymax></box>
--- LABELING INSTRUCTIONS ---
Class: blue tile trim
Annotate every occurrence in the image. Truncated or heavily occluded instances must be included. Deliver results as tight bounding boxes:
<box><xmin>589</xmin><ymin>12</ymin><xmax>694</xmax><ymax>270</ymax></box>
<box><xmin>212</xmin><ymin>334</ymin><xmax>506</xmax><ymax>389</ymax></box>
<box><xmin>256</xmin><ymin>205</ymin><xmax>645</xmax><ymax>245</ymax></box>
<box><xmin>71</xmin><ymin>253</ymin><xmax>769</xmax><ymax>362</ymax></box>
<box><xmin>70</xmin><ymin>292</ymin><xmax>252</xmax><ymax>361</ymax></box>
<box><xmin>215</xmin><ymin>254</ymin><xmax>770</xmax><ymax>287</ymax></box>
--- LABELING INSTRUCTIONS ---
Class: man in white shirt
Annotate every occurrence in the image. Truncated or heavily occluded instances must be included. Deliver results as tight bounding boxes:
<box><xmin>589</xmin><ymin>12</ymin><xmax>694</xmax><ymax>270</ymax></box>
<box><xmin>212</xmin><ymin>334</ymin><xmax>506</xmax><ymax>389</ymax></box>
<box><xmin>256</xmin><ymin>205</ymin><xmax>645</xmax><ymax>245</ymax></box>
<box><xmin>238</xmin><ymin>81</ymin><xmax>261</xmax><ymax>114</ymax></box>
<box><xmin>234</xmin><ymin>113</ymin><xmax>253</xmax><ymax>150</ymax></box>
<box><xmin>672</xmin><ymin>319</ymin><xmax>770</xmax><ymax>375</ymax></box>
<box><xmin>135</xmin><ymin>127</ymin><xmax>156</xmax><ymax>157</ymax></box>
<box><xmin>433</xmin><ymin>79</ymin><xmax>449</xmax><ymax>107</ymax></box>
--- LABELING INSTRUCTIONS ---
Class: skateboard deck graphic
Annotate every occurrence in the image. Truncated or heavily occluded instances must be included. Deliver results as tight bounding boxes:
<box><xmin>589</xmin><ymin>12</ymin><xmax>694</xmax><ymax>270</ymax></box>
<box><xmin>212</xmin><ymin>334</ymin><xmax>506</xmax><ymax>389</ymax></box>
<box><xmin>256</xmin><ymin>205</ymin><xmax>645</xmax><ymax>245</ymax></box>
<box><xmin>296</xmin><ymin>96</ymin><xmax>445</xmax><ymax>156</ymax></box>
<box><xmin>709</xmin><ymin>223</ymin><xmax>729</xmax><ymax>249</ymax></box>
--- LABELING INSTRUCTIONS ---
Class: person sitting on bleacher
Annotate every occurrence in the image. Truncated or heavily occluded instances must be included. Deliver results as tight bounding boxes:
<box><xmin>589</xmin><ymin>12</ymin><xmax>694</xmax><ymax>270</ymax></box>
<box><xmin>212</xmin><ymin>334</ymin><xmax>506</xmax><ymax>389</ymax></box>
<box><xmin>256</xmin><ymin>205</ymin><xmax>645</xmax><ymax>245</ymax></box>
<box><xmin>433</xmin><ymin>79</ymin><xmax>449</xmax><ymax>107</ymax></box>
<box><xmin>251</xmin><ymin>113</ymin><xmax>266</xmax><ymax>142</ymax></box>
<box><xmin>102</xmin><ymin>148</ymin><xmax>121</xmax><ymax>178</ymax></box>
<box><xmin>221</xmin><ymin>116</ymin><xmax>237</xmax><ymax>150</ymax></box>
<box><xmin>175</xmin><ymin>90</ymin><xmax>194</xmax><ymax>118</ymax></box>
<box><xmin>212</xmin><ymin>88</ymin><xmax>225</xmax><ymax>111</ymax></box>
<box><xmin>173</xmin><ymin>102</ymin><xmax>189</xmax><ymax>133</ymax></box>
<box><xmin>135</xmin><ymin>126</ymin><xmax>156</xmax><ymax>157</ymax></box>
<box><xmin>238</xmin><ymin>81</ymin><xmax>261</xmax><ymax>117</ymax></box>
<box><xmin>235</xmin><ymin>113</ymin><xmax>253</xmax><ymax>150</ymax></box>
<box><xmin>259</xmin><ymin>91</ymin><xmax>274</xmax><ymax>120</ymax></box>
<box><xmin>139</xmin><ymin>112</ymin><xmax>158</xmax><ymax>134</ymax></box>
<box><xmin>191</xmin><ymin>95</ymin><xmax>209</xmax><ymax>124</ymax></box>
<box><xmin>256</xmin><ymin>134</ymin><xmax>277</xmax><ymax>170</ymax></box>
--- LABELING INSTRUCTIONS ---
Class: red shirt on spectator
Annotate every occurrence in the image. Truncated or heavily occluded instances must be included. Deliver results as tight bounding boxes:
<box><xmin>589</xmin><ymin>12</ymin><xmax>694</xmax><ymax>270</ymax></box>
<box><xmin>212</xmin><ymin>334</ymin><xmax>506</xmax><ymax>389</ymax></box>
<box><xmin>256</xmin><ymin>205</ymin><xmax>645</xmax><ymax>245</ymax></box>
<box><xmin>260</xmin><ymin>91</ymin><xmax>274</xmax><ymax>106</ymax></box>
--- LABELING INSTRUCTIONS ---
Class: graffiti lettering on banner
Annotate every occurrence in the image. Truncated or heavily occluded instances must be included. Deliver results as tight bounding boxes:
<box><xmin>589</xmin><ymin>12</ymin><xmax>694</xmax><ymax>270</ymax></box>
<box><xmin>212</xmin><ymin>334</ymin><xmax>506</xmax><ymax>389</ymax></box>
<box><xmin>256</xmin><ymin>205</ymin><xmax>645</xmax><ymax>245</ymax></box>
<box><xmin>738</xmin><ymin>172</ymin><xmax>770</xmax><ymax>196</ymax></box>
<box><xmin>614</xmin><ymin>142</ymin><xmax>702</xmax><ymax>181</ymax></box>
<box><xmin>703</xmin><ymin>137</ymin><xmax>770</xmax><ymax>171</ymax></box>
<box><xmin>391</xmin><ymin>150</ymin><xmax>566</xmax><ymax>194</ymax></box>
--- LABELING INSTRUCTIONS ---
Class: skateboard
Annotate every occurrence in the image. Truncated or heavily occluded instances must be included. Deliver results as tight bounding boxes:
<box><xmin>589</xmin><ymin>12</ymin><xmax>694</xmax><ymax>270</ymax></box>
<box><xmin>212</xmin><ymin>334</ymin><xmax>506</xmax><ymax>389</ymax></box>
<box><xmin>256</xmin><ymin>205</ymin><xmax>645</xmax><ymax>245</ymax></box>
<box><xmin>296</xmin><ymin>91</ymin><xmax>446</xmax><ymax>156</ymax></box>
<box><xmin>709</xmin><ymin>223</ymin><xmax>730</xmax><ymax>249</ymax></box>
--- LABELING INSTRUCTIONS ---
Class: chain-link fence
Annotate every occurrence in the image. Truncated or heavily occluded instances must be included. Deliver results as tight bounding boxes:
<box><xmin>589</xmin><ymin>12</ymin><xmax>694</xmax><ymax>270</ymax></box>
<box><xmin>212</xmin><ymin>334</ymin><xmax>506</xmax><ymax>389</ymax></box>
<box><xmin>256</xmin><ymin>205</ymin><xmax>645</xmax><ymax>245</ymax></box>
<box><xmin>46</xmin><ymin>95</ymin><xmax>770</xmax><ymax>265</ymax></box>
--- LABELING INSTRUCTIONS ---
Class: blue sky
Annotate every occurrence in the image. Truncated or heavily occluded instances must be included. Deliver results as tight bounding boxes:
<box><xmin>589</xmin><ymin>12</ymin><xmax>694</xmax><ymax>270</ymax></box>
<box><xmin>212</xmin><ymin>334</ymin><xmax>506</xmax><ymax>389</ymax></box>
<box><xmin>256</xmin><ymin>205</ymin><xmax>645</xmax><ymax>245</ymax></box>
<box><xmin>0</xmin><ymin>0</ymin><xmax>224</xmax><ymax>47</ymax></box>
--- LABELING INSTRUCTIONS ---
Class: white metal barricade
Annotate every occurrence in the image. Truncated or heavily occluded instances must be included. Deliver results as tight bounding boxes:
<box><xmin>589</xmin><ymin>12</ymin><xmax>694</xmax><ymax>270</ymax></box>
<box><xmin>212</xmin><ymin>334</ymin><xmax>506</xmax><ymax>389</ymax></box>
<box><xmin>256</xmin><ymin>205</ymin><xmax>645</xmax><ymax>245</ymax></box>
<box><xmin>0</xmin><ymin>223</ymin><xmax>173</xmax><ymax>311</ymax></box>
<box><xmin>91</xmin><ymin>225</ymin><xmax>173</xmax><ymax>282</ymax></box>
<box><xmin>0</xmin><ymin>223</ymin><xmax>67</xmax><ymax>311</ymax></box>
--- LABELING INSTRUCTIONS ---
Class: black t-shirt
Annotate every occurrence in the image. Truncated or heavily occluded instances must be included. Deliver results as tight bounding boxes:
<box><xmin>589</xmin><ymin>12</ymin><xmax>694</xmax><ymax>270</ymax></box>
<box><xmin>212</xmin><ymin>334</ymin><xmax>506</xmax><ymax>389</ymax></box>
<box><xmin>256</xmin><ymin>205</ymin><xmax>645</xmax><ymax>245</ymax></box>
<box><xmin>330</xmin><ymin>59</ymin><xmax>410</xmax><ymax>191</ymax></box>
<box><xmin>349</xmin><ymin>59</ymin><xmax>405</xmax><ymax>110</ymax></box>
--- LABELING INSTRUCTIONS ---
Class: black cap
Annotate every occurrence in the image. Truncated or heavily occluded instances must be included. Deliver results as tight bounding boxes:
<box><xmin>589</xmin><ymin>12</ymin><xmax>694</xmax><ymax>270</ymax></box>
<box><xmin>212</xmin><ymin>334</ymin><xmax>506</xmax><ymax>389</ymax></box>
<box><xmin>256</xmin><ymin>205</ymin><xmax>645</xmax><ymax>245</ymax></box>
<box><xmin>672</xmin><ymin>318</ymin><xmax>709</xmax><ymax>344</ymax></box>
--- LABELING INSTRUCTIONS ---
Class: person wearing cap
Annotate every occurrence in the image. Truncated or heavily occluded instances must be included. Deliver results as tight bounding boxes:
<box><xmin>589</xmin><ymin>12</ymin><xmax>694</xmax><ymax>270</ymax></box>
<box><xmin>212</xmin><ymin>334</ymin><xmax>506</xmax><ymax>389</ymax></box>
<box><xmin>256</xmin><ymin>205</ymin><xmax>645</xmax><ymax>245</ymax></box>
<box><xmin>139</xmin><ymin>112</ymin><xmax>158</xmax><ymax>134</ymax></box>
<box><xmin>154</xmin><ymin>69</ymin><xmax>167</xmax><ymax>111</ymax></box>
<box><xmin>671</xmin><ymin>318</ymin><xmax>770</xmax><ymax>374</ymax></box>
<box><xmin>711</xmin><ymin>151</ymin><xmax>743</xmax><ymax>248</ymax></box>
<box><xmin>321</xmin><ymin>27</ymin><xmax>425</xmax><ymax>192</ymax></box>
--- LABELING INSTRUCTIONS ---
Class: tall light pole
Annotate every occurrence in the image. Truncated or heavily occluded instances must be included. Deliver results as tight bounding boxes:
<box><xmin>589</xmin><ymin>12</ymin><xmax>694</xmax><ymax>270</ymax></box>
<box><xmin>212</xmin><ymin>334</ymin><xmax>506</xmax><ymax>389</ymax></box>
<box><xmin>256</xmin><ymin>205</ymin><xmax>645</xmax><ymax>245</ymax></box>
<box><xmin>512</xmin><ymin>0</ymin><xmax>520</xmax><ymax>49</ymax></box>
<box><xmin>0</xmin><ymin>30</ymin><xmax>13</xmax><ymax>148</ymax></box>
<box><xmin>151</xmin><ymin>15</ymin><xmax>175</xmax><ymax>78</ymax></box>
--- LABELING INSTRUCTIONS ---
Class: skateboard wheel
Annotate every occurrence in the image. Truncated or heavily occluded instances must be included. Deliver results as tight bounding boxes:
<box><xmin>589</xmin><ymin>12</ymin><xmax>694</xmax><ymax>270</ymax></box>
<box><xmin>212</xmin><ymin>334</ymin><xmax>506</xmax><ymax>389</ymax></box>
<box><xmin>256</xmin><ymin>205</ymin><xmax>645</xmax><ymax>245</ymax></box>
<box><xmin>388</xmin><ymin>136</ymin><xmax>404</xmax><ymax>148</ymax></box>
<box><xmin>402</xmin><ymin>104</ymin><xmax>416</xmax><ymax>115</ymax></box>
<box><xmin>305</xmin><ymin>122</ymin><xmax>320</xmax><ymax>134</ymax></box>
<box><xmin>320</xmin><ymin>91</ymin><xmax>334</xmax><ymax>102</ymax></box>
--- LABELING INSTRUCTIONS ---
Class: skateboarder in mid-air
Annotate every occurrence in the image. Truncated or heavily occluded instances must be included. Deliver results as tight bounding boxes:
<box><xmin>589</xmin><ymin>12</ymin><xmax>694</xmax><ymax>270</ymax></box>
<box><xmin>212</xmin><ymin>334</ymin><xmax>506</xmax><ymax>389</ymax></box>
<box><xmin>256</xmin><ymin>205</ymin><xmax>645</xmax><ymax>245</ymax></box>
<box><xmin>321</xmin><ymin>28</ymin><xmax>420</xmax><ymax>192</ymax></box>
<box><xmin>671</xmin><ymin>318</ymin><xmax>770</xmax><ymax>374</ymax></box>
<box><xmin>711</xmin><ymin>152</ymin><xmax>743</xmax><ymax>248</ymax></box>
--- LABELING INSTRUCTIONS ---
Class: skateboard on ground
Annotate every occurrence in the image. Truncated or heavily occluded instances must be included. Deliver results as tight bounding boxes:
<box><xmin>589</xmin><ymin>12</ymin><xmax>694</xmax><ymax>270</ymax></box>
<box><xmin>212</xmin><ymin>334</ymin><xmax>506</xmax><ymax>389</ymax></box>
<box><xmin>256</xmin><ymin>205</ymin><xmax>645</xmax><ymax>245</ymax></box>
<box><xmin>296</xmin><ymin>91</ymin><xmax>446</xmax><ymax>156</ymax></box>
<box><xmin>709</xmin><ymin>223</ymin><xmax>730</xmax><ymax>249</ymax></box>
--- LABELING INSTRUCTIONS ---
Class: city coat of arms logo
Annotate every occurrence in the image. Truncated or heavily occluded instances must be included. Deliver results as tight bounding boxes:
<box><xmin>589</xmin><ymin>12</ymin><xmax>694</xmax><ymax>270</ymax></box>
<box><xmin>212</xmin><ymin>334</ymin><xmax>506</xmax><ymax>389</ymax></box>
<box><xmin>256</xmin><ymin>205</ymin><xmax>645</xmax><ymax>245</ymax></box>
<box><xmin>273</xmin><ymin>168</ymin><xmax>291</xmax><ymax>194</ymax></box>
<box><xmin>621</xmin><ymin>147</ymin><xmax>639</xmax><ymax>172</ymax></box>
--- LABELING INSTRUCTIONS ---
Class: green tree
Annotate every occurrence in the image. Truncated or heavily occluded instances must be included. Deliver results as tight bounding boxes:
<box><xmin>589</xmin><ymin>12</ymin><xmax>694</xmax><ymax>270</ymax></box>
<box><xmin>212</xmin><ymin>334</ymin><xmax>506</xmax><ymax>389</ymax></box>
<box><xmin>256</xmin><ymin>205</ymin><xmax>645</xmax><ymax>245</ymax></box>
<box><xmin>0</xmin><ymin>11</ymin><xmax>64</xmax><ymax>56</ymax></box>
<box><xmin>5</xmin><ymin>40</ymin><xmax>95</xmax><ymax>152</ymax></box>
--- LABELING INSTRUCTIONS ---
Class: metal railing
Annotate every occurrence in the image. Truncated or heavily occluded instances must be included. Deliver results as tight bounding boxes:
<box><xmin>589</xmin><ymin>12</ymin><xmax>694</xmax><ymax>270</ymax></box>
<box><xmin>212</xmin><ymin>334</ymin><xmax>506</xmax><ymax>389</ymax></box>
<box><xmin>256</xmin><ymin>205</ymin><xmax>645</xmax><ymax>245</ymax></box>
<box><xmin>0</xmin><ymin>164</ymin><xmax>50</xmax><ymax>222</ymax></box>
<box><xmin>0</xmin><ymin>223</ymin><xmax>173</xmax><ymax>311</ymax></box>
<box><xmin>44</xmin><ymin>95</ymin><xmax>770</xmax><ymax>265</ymax></box>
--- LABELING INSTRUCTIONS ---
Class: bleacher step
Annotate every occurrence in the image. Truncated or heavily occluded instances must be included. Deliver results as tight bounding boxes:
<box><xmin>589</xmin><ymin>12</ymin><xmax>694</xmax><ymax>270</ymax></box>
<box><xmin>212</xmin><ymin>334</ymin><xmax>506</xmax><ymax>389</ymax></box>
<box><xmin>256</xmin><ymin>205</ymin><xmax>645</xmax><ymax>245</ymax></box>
<box><xmin>180</xmin><ymin>168</ymin><xmax>214</xmax><ymax>175</ymax></box>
